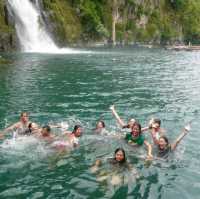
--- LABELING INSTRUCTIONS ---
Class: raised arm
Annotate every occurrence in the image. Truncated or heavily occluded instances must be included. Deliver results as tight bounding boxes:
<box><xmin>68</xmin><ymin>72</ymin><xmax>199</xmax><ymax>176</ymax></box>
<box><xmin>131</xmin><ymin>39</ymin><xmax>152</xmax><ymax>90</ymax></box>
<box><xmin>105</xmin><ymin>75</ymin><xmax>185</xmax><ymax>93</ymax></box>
<box><xmin>141</xmin><ymin>118</ymin><xmax>154</xmax><ymax>133</ymax></box>
<box><xmin>171</xmin><ymin>124</ymin><xmax>191</xmax><ymax>151</ymax></box>
<box><xmin>110</xmin><ymin>105</ymin><xmax>126</xmax><ymax>128</ymax></box>
<box><xmin>141</xmin><ymin>126</ymin><xmax>149</xmax><ymax>133</ymax></box>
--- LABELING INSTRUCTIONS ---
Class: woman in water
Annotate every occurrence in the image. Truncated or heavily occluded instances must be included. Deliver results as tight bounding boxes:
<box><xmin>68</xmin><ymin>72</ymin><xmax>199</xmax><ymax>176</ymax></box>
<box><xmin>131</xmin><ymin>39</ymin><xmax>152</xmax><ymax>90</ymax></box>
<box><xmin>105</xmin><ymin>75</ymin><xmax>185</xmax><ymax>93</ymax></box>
<box><xmin>156</xmin><ymin>124</ymin><xmax>190</xmax><ymax>158</ymax></box>
<box><xmin>124</xmin><ymin>121</ymin><xmax>153</xmax><ymax>159</ymax></box>
<box><xmin>145</xmin><ymin>118</ymin><xmax>166</xmax><ymax>145</ymax></box>
<box><xmin>93</xmin><ymin>120</ymin><xmax>108</xmax><ymax>135</ymax></box>
<box><xmin>91</xmin><ymin>148</ymin><xmax>138</xmax><ymax>185</ymax></box>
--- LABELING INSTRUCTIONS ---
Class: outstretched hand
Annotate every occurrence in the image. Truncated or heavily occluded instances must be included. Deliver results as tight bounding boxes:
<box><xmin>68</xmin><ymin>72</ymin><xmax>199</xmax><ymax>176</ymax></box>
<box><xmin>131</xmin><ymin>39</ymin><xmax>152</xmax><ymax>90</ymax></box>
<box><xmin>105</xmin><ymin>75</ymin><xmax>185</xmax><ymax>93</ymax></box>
<box><xmin>109</xmin><ymin>105</ymin><xmax>115</xmax><ymax>111</ymax></box>
<box><xmin>184</xmin><ymin>123</ymin><xmax>191</xmax><ymax>133</ymax></box>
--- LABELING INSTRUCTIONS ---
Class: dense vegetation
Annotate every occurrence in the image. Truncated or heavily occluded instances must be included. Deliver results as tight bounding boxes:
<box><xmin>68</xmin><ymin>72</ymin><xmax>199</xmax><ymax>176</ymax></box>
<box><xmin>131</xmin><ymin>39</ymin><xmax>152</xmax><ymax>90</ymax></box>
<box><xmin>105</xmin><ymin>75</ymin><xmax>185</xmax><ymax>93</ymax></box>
<box><xmin>0</xmin><ymin>0</ymin><xmax>16</xmax><ymax>51</ymax></box>
<box><xmin>1</xmin><ymin>0</ymin><xmax>200</xmax><ymax>50</ymax></box>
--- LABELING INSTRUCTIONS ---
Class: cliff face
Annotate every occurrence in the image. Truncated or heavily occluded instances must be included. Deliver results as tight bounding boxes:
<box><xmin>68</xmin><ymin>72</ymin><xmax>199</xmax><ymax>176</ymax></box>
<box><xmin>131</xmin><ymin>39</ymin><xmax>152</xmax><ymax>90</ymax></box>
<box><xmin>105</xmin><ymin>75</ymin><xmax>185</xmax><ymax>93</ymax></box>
<box><xmin>0</xmin><ymin>0</ymin><xmax>17</xmax><ymax>51</ymax></box>
<box><xmin>40</xmin><ymin>0</ymin><xmax>200</xmax><ymax>45</ymax></box>
<box><xmin>1</xmin><ymin>0</ymin><xmax>200</xmax><ymax>51</ymax></box>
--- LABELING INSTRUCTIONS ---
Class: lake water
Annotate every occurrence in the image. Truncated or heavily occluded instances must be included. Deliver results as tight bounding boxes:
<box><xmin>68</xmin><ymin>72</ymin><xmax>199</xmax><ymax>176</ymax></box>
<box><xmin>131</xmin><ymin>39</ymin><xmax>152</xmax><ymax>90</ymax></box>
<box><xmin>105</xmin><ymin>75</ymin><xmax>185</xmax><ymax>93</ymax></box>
<box><xmin>0</xmin><ymin>47</ymin><xmax>200</xmax><ymax>198</ymax></box>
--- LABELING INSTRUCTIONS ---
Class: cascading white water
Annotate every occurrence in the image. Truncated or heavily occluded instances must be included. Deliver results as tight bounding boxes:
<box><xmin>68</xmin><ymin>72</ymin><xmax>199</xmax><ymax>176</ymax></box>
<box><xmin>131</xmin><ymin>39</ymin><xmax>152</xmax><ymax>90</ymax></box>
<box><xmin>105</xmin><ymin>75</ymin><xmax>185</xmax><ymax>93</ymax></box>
<box><xmin>7</xmin><ymin>0</ymin><xmax>86</xmax><ymax>54</ymax></box>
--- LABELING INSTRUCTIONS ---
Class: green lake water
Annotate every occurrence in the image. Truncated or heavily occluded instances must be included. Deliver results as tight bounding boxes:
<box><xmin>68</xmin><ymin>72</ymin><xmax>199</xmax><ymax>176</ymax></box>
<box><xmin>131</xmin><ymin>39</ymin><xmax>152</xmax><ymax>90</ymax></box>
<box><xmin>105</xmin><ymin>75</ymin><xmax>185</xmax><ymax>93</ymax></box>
<box><xmin>0</xmin><ymin>47</ymin><xmax>200</xmax><ymax>198</ymax></box>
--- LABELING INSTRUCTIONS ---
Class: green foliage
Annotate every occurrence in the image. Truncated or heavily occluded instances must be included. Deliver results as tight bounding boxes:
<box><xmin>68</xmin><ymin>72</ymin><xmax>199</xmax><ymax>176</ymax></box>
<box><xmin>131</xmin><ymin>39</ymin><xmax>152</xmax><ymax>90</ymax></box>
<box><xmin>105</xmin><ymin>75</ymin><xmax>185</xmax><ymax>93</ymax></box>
<box><xmin>79</xmin><ymin>0</ymin><xmax>109</xmax><ymax>40</ymax></box>
<box><xmin>168</xmin><ymin>0</ymin><xmax>187</xmax><ymax>10</ymax></box>
<box><xmin>2</xmin><ymin>0</ymin><xmax>200</xmax><ymax>49</ymax></box>
<box><xmin>42</xmin><ymin>0</ymin><xmax>82</xmax><ymax>44</ymax></box>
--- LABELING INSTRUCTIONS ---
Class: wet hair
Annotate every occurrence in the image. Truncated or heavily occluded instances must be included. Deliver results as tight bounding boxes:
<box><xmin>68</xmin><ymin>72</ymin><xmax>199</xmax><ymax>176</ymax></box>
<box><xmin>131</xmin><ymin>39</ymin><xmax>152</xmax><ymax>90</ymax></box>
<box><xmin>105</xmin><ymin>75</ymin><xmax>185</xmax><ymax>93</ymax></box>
<box><xmin>42</xmin><ymin>125</ymin><xmax>51</xmax><ymax>133</ymax></box>
<box><xmin>114</xmin><ymin>148</ymin><xmax>126</xmax><ymax>163</ymax></box>
<box><xmin>97</xmin><ymin>120</ymin><xmax>105</xmax><ymax>128</ymax></box>
<box><xmin>159</xmin><ymin>136</ymin><xmax>169</xmax><ymax>145</ymax></box>
<box><xmin>72</xmin><ymin>125</ymin><xmax>82</xmax><ymax>134</ymax></box>
<box><xmin>131</xmin><ymin>121</ymin><xmax>142</xmax><ymax>135</ymax></box>
<box><xmin>20</xmin><ymin>112</ymin><xmax>28</xmax><ymax>117</ymax></box>
<box><xmin>154</xmin><ymin>118</ymin><xmax>161</xmax><ymax>126</ymax></box>
<box><xmin>28</xmin><ymin>123</ymin><xmax>32</xmax><ymax>129</ymax></box>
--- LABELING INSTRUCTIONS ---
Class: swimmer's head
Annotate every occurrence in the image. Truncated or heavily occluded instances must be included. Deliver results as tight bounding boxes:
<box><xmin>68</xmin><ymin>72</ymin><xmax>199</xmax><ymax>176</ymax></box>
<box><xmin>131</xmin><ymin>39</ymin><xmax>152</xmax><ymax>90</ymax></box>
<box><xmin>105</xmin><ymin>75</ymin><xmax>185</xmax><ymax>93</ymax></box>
<box><xmin>152</xmin><ymin>118</ymin><xmax>161</xmax><ymax>129</ymax></box>
<box><xmin>158</xmin><ymin>136</ymin><xmax>169</xmax><ymax>150</ymax></box>
<box><xmin>122</xmin><ymin>118</ymin><xmax>136</xmax><ymax>129</ymax></box>
<box><xmin>20</xmin><ymin>112</ymin><xmax>29</xmax><ymax>123</ymax></box>
<box><xmin>72</xmin><ymin>125</ymin><xmax>82</xmax><ymax>137</ymax></box>
<box><xmin>96</xmin><ymin>121</ymin><xmax>105</xmax><ymax>129</ymax></box>
<box><xmin>41</xmin><ymin>125</ymin><xmax>51</xmax><ymax>136</ymax></box>
<box><xmin>131</xmin><ymin>122</ymin><xmax>141</xmax><ymax>137</ymax></box>
<box><xmin>114</xmin><ymin>148</ymin><xmax>126</xmax><ymax>163</ymax></box>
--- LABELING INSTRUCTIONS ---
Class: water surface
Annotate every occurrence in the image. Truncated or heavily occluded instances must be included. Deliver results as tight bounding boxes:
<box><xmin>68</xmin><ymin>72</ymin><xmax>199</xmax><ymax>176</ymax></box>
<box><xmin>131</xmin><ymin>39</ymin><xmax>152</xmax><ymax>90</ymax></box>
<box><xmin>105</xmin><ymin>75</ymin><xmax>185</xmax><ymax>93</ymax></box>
<box><xmin>0</xmin><ymin>47</ymin><xmax>200</xmax><ymax>198</ymax></box>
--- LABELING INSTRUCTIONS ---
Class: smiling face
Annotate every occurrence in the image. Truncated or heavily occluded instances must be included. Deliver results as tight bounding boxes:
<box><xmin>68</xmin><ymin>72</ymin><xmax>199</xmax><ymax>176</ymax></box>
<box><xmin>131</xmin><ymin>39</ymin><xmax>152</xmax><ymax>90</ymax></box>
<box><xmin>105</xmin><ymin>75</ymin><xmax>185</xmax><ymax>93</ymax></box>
<box><xmin>152</xmin><ymin>122</ymin><xmax>160</xmax><ymax>130</ymax></box>
<box><xmin>115</xmin><ymin>150</ymin><xmax>125</xmax><ymax>162</ymax></box>
<box><xmin>131</xmin><ymin>123</ymin><xmax>141</xmax><ymax>137</ymax></box>
<box><xmin>158</xmin><ymin>137</ymin><xmax>168</xmax><ymax>149</ymax></box>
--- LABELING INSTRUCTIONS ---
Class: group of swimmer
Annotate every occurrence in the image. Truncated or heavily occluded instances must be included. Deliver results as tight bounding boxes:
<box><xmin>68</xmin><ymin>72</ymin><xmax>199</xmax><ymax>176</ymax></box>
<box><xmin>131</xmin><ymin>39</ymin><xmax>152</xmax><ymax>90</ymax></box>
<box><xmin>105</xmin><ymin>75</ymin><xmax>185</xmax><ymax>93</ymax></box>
<box><xmin>0</xmin><ymin>105</ymin><xmax>191</xmax><ymax>165</ymax></box>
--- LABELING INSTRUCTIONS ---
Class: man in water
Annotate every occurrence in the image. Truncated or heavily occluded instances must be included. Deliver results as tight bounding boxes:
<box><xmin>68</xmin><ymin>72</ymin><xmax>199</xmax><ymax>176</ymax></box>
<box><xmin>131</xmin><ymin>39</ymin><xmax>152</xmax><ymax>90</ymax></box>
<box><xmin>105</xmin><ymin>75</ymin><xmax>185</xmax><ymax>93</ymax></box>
<box><xmin>0</xmin><ymin>112</ymin><xmax>39</xmax><ymax>138</ymax></box>
<box><xmin>36</xmin><ymin>125</ymin><xmax>55</xmax><ymax>143</ymax></box>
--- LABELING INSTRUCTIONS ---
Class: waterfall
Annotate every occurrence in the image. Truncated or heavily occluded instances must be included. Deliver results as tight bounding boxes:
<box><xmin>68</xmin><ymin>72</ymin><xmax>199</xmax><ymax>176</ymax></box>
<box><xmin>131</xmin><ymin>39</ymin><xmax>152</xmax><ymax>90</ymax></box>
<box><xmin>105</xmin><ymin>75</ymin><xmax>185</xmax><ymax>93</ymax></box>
<box><xmin>7</xmin><ymin>0</ymin><xmax>83</xmax><ymax>54</ymax></box>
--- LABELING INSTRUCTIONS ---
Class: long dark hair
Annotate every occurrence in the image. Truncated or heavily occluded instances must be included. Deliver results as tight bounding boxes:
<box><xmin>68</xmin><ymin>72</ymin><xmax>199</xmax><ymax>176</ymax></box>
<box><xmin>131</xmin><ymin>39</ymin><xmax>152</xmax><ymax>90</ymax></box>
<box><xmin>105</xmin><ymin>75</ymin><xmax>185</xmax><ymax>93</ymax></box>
<box><xmin>114</xmin><ymin>148</ymin><xmax>126</xmax><ymax>163</ymax></box>
<box><xmin>99</xmin><ymin>121</ymin><xmax>105</xmax><ymax>128</ymax></box>
<box><xmin>72</xmin><ymin>125</ymin><xmax>81</xmax><ymax>134</ymax></box>
<box><xmin>159</xmin><ymin>136</ymin><xmax>169</xmax><ymax>145</ymax></box>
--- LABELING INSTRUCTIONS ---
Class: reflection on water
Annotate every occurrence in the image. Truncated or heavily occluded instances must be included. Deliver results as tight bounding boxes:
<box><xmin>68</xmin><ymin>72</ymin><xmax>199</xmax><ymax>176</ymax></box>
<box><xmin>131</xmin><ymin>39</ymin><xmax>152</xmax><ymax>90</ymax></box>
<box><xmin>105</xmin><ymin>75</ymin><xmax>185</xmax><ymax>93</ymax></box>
<box><xmin>0</xmin><ymin>47</ymin><xmax>200</xmax><ymax>198</ymax></box>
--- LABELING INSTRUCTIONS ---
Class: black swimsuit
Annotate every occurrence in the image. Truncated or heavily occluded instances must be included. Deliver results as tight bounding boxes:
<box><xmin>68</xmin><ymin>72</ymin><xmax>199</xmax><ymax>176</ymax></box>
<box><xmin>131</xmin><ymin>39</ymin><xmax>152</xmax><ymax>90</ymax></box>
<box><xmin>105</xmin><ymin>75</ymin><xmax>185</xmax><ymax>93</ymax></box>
<box><xmin>23</xmin><ymin>123</ymin><xmax>32</xmax><ymax>135</ymax></box>
<box><xmin>157</xmin><ymin>145</ymin><xmax>171</xmax><ymax>158</ymax></box>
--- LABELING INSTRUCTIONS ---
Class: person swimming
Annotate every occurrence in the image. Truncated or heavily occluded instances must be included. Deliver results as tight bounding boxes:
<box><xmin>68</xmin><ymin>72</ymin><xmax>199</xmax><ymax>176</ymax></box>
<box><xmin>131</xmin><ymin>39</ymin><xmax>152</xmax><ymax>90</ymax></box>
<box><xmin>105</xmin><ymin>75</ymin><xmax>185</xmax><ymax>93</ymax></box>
<box><xmin>156</xmin><ymin>124</ymin><xmax>190</xmax><ymax>158</ymax></box>
<box><xmin>93</xmin><ymin>120</ymin><xmax>109</xmax><ymax>135</ymax></box>
<box><xmin>143</xmin><ymin>118</ymin><xmax>166</xmax><ymax>145</ymax></box>
<box><xmin>0</xmin><ymin>112</ymin><xmax>39</xmax><ymax>138</ymax></box>
<box><xmin>53</xmin><ymin>125</ymin><xmax>83</xmax><ymax>149</ymax></box>
<box><xmin>36</xmin><ymin>125</ymin><xmax>55</xmax><ymax>143</ymax></box>
<box><xmin>91</xmin><ymin>148</ymin><xmax>138</xmax><ymax>185</ymax></box>
<box><xmin>125</xmin><ymin>121</ymin><xmax>153</xmax><ymax>159</ymax></box>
